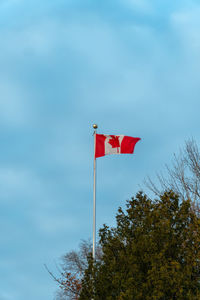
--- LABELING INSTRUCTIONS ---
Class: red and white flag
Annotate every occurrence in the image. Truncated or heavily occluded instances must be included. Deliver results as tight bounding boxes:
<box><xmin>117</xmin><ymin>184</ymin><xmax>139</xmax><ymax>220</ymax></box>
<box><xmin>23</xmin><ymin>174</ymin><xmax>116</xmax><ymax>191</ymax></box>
<box><xmin>95</xmin><ymin>134</ymin><xmax>141</xmax><ymax>158</ymax></box>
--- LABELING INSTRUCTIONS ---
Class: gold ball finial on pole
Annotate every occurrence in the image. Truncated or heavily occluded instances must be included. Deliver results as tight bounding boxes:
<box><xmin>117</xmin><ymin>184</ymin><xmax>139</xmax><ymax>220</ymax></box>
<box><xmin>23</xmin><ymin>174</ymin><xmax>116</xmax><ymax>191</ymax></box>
<box><xmin>93</xmin><ymin>124</ymin><xmax>98</xmax><ymax>129</ymax></box>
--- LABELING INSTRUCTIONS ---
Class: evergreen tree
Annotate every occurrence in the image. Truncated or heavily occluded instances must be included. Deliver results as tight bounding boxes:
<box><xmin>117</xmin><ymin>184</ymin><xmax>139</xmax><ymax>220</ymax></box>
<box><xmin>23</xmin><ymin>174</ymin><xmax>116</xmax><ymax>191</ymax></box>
<box><xmin>80</xmin><ymin>191</ymin><xmax>200</xmax><ymax>300</ymax></box>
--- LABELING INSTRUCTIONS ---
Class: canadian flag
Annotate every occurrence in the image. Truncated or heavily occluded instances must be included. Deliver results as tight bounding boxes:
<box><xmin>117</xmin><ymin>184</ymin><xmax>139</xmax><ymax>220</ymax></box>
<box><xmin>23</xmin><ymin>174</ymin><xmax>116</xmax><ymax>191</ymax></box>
<box><xmin>95</xmin><ymin>134</ymin><xmax>141</xmax><ymax>158</ymax></box>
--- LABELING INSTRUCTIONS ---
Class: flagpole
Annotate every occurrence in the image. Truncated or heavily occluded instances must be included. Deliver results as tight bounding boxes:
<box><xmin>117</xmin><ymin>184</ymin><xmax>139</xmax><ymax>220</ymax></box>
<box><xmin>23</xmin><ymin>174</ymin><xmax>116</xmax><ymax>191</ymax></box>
<box><xmin>93</xmin><ymin>124</ymin><xmax>98</xmax><ymax>260</ymax></box>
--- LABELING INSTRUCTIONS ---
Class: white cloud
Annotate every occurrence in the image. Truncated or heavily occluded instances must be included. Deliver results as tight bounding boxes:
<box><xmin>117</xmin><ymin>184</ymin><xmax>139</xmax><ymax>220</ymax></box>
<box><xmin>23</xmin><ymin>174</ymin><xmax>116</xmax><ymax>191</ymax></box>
<box><xmin>0</xmin><ymin>0</ymin><xmax>23</xmax><ymax>8</ymax></box>
<box><xmin>33</xmin><ymin>213</ymin><xmax>81</xmax><ymax>235</ymax></box>
<box><xmin>171</xmin><ymin>4</ymin><xmax>200</xmax><ymax>54</ymax></box>
<box><xmin>0</xmin><ymin>292</ymin><xmax>15</xmax><ymax>300</ymax></box>
<box><xmin>0</xmin><ymin>167</ymin><xmax>43</xmax><ymax>202</ymax></box>
<box><xmin>60</xmin><ymin>20</ymin><xmax>127</xmax><ymax>72</ymax></box>
<box><xmin>0</xmin><ymin>21</ymin><xmax>59</xmax><ymax>61</ymax></box>
<box><xmin>120</xmin><ymin>0</ymin><xmax>153</xmax><ymax>13</ymax></box>
<box><xmin>0</xmin><ymin>79</ymin><xmax>33</xmax><ymax>127</ymax></box>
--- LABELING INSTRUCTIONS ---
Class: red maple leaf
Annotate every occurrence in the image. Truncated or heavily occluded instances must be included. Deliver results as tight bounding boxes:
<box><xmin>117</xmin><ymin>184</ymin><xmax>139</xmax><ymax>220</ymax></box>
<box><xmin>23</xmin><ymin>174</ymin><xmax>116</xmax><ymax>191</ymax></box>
<box><xmin>108</xmin><ymin>135</ymin><xmax>120</xmax><ymax>148</ymax></box>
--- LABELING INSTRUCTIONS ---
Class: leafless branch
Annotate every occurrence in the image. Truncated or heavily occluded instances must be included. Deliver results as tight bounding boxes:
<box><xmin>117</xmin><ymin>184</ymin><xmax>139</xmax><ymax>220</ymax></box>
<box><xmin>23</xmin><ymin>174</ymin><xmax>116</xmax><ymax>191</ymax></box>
<box><xmin>145</xmin><ymin>139</ymin><xmax>200</xmax><ymax>214</ymax></box>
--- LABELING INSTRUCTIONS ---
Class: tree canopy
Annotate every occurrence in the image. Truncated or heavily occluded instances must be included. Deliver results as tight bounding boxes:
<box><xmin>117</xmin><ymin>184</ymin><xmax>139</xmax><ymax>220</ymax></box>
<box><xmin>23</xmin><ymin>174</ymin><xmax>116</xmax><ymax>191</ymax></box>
<box><xmin>80</xmin><ymin>191</ymin><xmax>200</xmax><ymax>300</ymax></box>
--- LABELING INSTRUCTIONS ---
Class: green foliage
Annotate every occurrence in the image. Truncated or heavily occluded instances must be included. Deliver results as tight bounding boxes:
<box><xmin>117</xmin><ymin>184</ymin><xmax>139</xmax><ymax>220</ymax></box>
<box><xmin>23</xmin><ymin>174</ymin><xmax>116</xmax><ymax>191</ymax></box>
<box><xmin>80</xmin><ymin>191</ymin><xmax>200</xmax><ymax>300</ymax></box>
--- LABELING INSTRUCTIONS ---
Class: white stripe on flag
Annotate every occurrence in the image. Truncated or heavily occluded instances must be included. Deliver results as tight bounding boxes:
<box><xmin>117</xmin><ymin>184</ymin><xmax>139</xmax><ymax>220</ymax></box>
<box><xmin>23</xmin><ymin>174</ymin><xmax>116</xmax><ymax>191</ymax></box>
<box><xmin>105</xmin><ymin>135</ymin><xmax>124</xmax><ymax>155</ymax></box>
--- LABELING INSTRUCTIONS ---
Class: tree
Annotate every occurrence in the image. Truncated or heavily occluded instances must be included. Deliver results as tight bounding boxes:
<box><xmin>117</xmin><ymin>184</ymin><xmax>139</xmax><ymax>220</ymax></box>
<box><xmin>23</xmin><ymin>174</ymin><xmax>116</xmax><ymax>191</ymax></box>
<box><xmin>145</xmin><ymin>139</ymin><xmax>200</xmax><ymax>214</ymax></box>
<box><xmin>80</xmin><ymin>191</ymin><xmax>200</xmax><ymax>300</ymax></box>
<box><xmin>46</xmin><ymin>240</ymin><xmax>102</xmax><ymax>300</ymax></box>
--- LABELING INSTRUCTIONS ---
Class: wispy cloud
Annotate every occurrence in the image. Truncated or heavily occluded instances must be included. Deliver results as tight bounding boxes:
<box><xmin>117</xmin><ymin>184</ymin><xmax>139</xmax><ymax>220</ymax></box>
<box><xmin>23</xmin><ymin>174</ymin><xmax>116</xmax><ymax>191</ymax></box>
<box><xmin>0</xmin><ymin>79</ymin><xmax>33</xmax><ymax>128</ymax></box>
<box><xmin>0</xmin><ymin>167</ymin><xmax>42</xmax><ymax>201</ymax></box>
<box><xmin>121</xmin><ymin>0</ymin><xmax>153</xmax><ymax>13</ymax></box>
<box><xmin>171</xmin><ymin>4</ymin><xmax>200</xmax><ymax>55</ymax></box>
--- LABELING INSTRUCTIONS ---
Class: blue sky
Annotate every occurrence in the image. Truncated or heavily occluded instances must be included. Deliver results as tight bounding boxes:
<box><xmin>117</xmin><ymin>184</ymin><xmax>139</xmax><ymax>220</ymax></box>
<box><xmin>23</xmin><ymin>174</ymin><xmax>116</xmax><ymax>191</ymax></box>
<box><xmin>1</xmin><ymin>0</ymin><xmax>200</xmax><ymax>299</ymax></box>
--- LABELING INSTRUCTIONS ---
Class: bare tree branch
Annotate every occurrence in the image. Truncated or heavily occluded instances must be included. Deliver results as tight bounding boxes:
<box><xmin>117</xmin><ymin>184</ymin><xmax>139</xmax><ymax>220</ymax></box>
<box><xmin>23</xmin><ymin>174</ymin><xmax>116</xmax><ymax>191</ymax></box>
<box><xmin>46</xmin><ymin>239</ymin><xmax>102</xmax><ymax>300</ymax></box>
<box><xmin>145</xmin><ymin>139</ymin><xmax>200</xmax><ymax>214</ymax></box>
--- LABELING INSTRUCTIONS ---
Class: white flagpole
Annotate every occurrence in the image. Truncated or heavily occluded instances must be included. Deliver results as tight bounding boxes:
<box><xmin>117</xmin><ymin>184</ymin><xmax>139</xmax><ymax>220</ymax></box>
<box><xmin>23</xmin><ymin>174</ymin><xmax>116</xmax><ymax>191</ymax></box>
<box><xmin>92</xmin><ymin>124</ymin><xmax>98</xmax><ymax>260</ymax></box>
